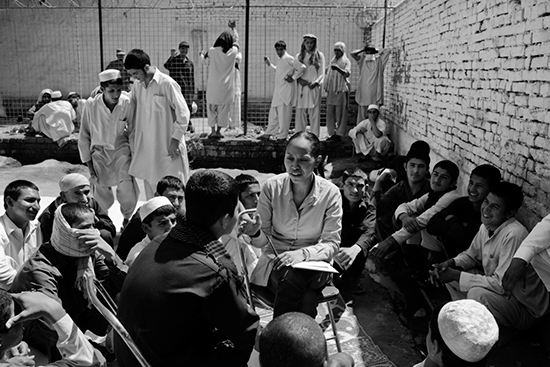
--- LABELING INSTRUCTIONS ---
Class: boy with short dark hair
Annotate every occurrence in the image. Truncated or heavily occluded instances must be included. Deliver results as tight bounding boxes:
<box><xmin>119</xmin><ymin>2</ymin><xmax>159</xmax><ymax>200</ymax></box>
<box><xmin>427</xmin><ymin>164</ymin><xmax>501</xmax><ymax>258</ymax></box>
<box><xmin>116</xmin><ymin>170</ymin><xmax>259</xmax><ymax>366</ymax></box>
<box><xmin>0</xmin><ymin>290</ymin><xmax>100</xmax><ymax>366</ymax></box>
<box><xmin>235</xmin><ymin>174</ymin><xmax>260</xmax><ymax>210</ymax></box>
<box><xmin>0</xmin><ymin>180</ymin><xmax>42</xmax><ymax>289</ymax></box>
<box><xmin>125</xmin><ymin>197</ymin><xmax>176</xmax><ymax>267</ymax></box>
<box><xmin>431</xmin><ymin>182</ymin><xmax>549</xmax><ymax>331</ymax></box>
<box><xmin>371</xmin><ymin>160</ymin><xmax>460</xmax><ymax>263</ymax></box>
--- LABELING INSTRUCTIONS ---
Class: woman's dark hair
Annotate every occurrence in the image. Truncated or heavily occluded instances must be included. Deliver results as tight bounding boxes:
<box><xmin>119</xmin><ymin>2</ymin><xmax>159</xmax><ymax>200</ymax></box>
<box><xmin>124</xmin><ymin>49</ymin><xmax>151</xmax><ymax>70</ymax></box>
<box><xmin>287</xmin><ymin>131</ymin><xmax>321</xmax><ymax>158</ymax></box>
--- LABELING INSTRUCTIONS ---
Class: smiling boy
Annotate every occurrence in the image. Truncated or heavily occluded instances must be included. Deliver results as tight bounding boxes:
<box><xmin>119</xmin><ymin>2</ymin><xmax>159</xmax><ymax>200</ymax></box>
<box><xmin>371</xmin><ymin>160</ymin><xmax>460</xmax><ymax>263</ymax></box>
<box><xmin>0</xmin><ymin>181</ymin><xmax>42</xmax><ymax>289</ymax></box>
<box><xmin>427</xmin><ymin>164</ymin><xmax>501</xmax><ymax>258</ymax></box>
<box><xmin>430</xmin><ymin>182</ymin><xmax>549</xmax><ymax>331</ymax></box>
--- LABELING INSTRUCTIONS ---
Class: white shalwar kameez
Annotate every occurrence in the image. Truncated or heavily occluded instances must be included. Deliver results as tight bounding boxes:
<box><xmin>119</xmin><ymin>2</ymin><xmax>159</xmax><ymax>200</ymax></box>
<box><xmin>129</xmin><ymin>68</ymin><xmax>190</xmax><ymax>198</ymax></box>
<box><xmin>354</xmin><ymin>49</ymin><xmax>391</xmax><ymax>122</ymax></box>
<box><xmin>78</xmin><ymin>93</ymin><xmax>139</xmax><ymax>220</ymax></box>
<box><xmin>32</xmin><ymin>101</ymin><xmax>75</xmax><ymax>144</ymax></box>
<box><xmin>205</xmin><ymin>46</ymin><xmax>239</xmax><ymax>127</ymax></box>
<box><xmin>295</xmin><ymin>51</ymin><xmax>325</xmax><ymax>137</ymax></box>
<box><xmin>348</xmin><ymin>117</ymin><xmax>391</xmax><ymax>156</ymax></box>
<box><xmin>264</xmin><ymin>52</ymin><xmax>305</xmax><ymax>139</ymax></box>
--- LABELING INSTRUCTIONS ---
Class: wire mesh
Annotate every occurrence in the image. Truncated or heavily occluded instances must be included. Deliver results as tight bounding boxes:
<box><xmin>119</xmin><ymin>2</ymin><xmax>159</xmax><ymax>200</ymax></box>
<box><xmin>0</xmin><ymin>0</ymin><xmax>396</xmax><ymax>133</ymax></box>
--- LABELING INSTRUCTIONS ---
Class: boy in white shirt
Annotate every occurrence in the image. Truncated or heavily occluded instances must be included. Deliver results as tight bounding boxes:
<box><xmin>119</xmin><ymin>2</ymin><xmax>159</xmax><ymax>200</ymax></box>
<box><xmin>125</xmin><ymin>197</ymin><xmax>177</xmax><ymax>267</ymax></box>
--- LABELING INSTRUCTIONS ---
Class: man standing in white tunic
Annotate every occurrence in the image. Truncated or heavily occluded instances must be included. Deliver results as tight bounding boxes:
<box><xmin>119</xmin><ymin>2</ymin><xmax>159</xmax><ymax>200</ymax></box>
<box><xmin>260</xmin><ymin>40</ymin><xmax>305</xmax><ymax>141</ymax></box>
<box><xmin>78</xmin><ymin>69</ymin><xmax>139</xmax><ymax>225</ymax></box>
<box><xmin>351</xmin><ymin>44</ymin><xmax>391</xmax><ymax>123</ymax></box>
<box><xmin>124</xmin><ymin>49</ymin><xmax>190</xmax><ymax>199</ymax></box>
<box><xmin>295</xmin><ymin>34</ymin><xmax>325</xmax><ymax>137</ymax></box>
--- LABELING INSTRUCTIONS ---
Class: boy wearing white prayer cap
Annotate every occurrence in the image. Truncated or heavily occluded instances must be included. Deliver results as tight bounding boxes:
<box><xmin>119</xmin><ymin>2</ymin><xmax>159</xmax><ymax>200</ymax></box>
<box><xmin>78</xmin><ymin>69</ymin><xmax>139</xmax><ymax>228</ymax></box>
<box><xmin>348</xmin><ymin>104</ymin><xmax>391</xmax><ymax>161</ymax></box>
<box><xmin>38</xmin><ymin>173</ymin><xmax>117</xmax><ymax>247</ymax></box>
<box><xmin>124</xmin><ymin>196</ymin><xmax>176</xmax><ymax>267</ymax></box>
<box><xmin>414</xmin><ymin>299</ymin><xmax>499</xmax><ymax>367</ymax></box>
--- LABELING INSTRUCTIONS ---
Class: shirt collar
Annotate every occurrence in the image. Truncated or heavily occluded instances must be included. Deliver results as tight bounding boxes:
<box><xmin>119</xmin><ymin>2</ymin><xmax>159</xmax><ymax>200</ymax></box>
<box><xmin>151</xmin><ymin>67</ymin><xmax>162</xmax><ymax>84</ymax></box>
<box><xmin>283</xmin><ymin>173</ymin><xmax>321</xmax><ymax>206</ymax></box>
<box><xmin>483</xmin><ymin>217</ymin><xmax>517</xmax><ymax>238</ymax></box>
<box><xmin>168</xmin><ymin>219</ymin><xmax>230</xmax><ymax>261</ymax></box>
<box><xmin>1</xmin><ymin>213</ymin><xmax>38</xmax><ymax>237</ymax></box>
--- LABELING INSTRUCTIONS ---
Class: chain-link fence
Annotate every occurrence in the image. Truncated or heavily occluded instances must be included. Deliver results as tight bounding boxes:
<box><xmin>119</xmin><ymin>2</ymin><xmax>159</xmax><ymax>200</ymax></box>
<box><xmin>1</xmin><ymin>0</ymin><xmax>396</xmax><ymax>132</ymax></box>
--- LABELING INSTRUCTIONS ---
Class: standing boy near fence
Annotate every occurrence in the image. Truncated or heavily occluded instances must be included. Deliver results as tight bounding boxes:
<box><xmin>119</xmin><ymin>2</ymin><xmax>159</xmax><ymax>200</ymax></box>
<box><xmin>78</xmin><ymin>69</ymin><xmax>139</xmax><ymax>227</ymax></box>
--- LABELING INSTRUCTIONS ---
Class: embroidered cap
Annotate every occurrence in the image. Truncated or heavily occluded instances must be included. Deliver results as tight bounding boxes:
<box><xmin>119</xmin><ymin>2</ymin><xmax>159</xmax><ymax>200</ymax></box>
<box><xmin>438</xmin><ymin>299</ymin><xmax>499</xmax><ymax>363</ymax></box>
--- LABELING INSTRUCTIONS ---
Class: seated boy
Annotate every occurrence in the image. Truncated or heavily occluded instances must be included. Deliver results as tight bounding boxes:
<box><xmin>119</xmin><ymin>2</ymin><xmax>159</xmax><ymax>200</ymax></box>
<box><xmin>11</xmin><ymin>203</ymin><xmax>127</xmax><ymax>360</ymax></box>
<box><xmin>38</xmin><ymin>173</ymin><xmax>116</xmax><ymax>247</ymax></box>
<box><xmin>373</xmin><ymin>147</ymin><xmax>431</xmax><ymax>243</ymax></box>
<box><xmin>0</xmin><ymin>290</ymin><xmax>102</xmax><ymax>366</ymax></box>
<box><xmin>125</xmin><ymin>196</ymin><xmax>176</xmax><ymax>267</ymax></box>
<box><xmin>221</xmin><ymin>174</ymin><xmax>262</xmax><ymax>275</ymax></box>
<box><xmin>430</xmin><ymin>182</ymin><xmax>549</xmax><ymax>332</ymax></box>
<box><xmin>333</xmin><ymin>168</ymin><xmax>377</xmax><ymax>295</ymax></box>
<box><xmin>413</xmin><ymin>299</ymin><xmax>498</xmax><ymax>367</ymax></box>
<box><xmin>427</xmin><ymin>164</ymin><xmax>501</xmax><ymax>258</ymax></box>
<box><xmin>116</xmin><ymin>175</ymin><xmax>185</xmax><ymax>260</ymax></box>
<box><xmin>0</xmin><ymin>180</ymin><xmax>43</xmax><ymax>289</ymax></box>
<box><xmin>348</xmin><ymin>104</ymin><xmax>391</xmax><ymax>161</ymax></box>
<box><xmin>259</xmin><ymin>312</ymin><xmax>353</xmax><ymax>367</ymax></box>
<box><xmin>115</xmin><ymin>170</ymin><xmax>258</xmax><ymax>366</ymax></box>
<box><xmin>371</xmin><ymin>160</ymin><xmax>460</xmax><ymax>264</ymax></box>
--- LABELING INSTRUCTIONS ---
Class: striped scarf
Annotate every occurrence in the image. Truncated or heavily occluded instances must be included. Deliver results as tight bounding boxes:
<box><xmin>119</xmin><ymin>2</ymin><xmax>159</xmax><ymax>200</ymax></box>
<box><xmin>51</xmin><ymin>204</ymin><xmax>96</xmax><ymax>298</ymax></box>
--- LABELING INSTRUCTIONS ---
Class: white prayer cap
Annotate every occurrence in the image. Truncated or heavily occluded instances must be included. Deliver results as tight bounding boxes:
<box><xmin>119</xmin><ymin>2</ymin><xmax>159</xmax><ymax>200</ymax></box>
<box><xmin>51</xmin><ymin>90</ymin><xmax>62</xmax><ymax>99</ymax></box>
<box><xmin>99</xmin><ymin>69</ymin><xmax>121</xmax><ymax>82</ymax></box>
<box><xmin>438</xmin><ymin>299</ymin><xmax>499</xmax><ymax>363</ymax></box>
<box><xmin>140</xmin><ymin>196</ymin><xmax>173</xmax><ymax>221</ymax></box>
<box><xmin>367</xmin><ymin>104</ymin><xmax>379</xmax><ymax>111</ymax></box>
<box><xmin>116</xmin><ymin>49</ymin><xmax>126</xmax><ymax>56</ymax></box>
<box><xmin>59</xmin><ymin>173</ymin><xmax>90</xmax><ymax>192</ymax></box>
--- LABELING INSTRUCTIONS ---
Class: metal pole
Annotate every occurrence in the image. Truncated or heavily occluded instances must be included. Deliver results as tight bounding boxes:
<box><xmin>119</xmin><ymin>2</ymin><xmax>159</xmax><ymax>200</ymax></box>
<box><xmin>382</xmin><ymin>0</ymin><xmax>388</xmax><ymax>49</ymax></box>
<box><xmin>243</xmin><ymin>0</ymin><xmax>250</xmax><ymax>135</ymax></box>
<box><xmin>98</xmin><ymin>0</ymin><xmax>104</xmax><ymax>70</ymax></box>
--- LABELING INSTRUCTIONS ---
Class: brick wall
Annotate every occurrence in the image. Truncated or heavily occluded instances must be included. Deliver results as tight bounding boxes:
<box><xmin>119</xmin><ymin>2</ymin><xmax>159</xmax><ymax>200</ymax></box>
<box><xmin>371</xmin><ymin>0</ymin><xmax>550</xmax><ymax>227</ymax></box>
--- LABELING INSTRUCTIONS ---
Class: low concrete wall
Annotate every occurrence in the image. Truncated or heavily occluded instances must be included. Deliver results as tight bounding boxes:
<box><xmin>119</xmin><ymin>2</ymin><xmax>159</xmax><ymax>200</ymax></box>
<box><xmin>0</xmin><ymin>135</ymin><xmax>354</xmax><ymax>174</ymax></box>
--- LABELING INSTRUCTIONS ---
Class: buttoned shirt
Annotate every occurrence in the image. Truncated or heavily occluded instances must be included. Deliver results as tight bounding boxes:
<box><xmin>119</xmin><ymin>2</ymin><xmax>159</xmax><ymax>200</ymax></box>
<box><xmin>514</xmin><ymin>213</ymin><xmax>550</xmax><ymax>291</ymax></box>
<box><xmin>454</xmin><ymin>218</ymin><xmax>548</xmax><ymax>318</ymax></box>
<box><xmin>250</xmin><ymin>173</ymin><xmax>342</xmax><ymax>286</ymax></box>
<box><xmin>0</xmin><ymin>213</ymin><xmax>42</xmax><ymax>289</ymax></box>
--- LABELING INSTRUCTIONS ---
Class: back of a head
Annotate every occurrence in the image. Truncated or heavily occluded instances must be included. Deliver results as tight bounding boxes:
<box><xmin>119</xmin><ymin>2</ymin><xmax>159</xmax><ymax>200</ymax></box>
<box><xmin>3</xmin><ymin>180</ymin><xmax>39</xmax><ymax>210</ymax></box>
<box><xmin>259</xmin><ymin>312</ymin><xmax>327</xmax><ymax>367</ymax></box>
<box><xmin>471</xmin><ymin>164</ymin><xmax>501</xmax><ymax>188</ymax></box>
<box><xmin>0</xmin><ymin>290</ymin><xmax>13</xmax><ymax>335</ymax></box>
<box><xmin>123</xmin><ymin>49</ymin><xmax>150</xmax><ymax>70</ymax></box>
<box><xmin>429</xmin><ymin>300</ymin><xmax>498</xmax><ymax>367</ymax></box>
<box><xmin>61</xmin><ymin>202</ymin><xmax>94</xmax><ymax>227</ymax></box>
<box><xmin>405</xmin><ymin>141</ymin><xmax>431</xmax><ymax>167</ymax></box>
<box><xmin>185</xmin><ymin>170</ymin><xmax>239</xmax><ymax>227</ymax></box>
<box><xmin>434</xmin><ymin>160</ymin><xmax>460</xmax><ymax>182</ymax></box>
<box><xmin>489</xmin><ymin>181</ymin><xmax>524</xmax><ymax>213</ymax></box>
<box><xmin>410</xmin><ymin>140</ymin><xmax>430</xmax><ymax>154</ymax></box>
<box><xmin>156</xmin><ymin>175</ymin><xmax>185</xmax><ymax>195</ymax></box>
<box><xmin>235</xmin><ymin>174</ymin><xmax>259</xmax><ymax>193</ymax></box>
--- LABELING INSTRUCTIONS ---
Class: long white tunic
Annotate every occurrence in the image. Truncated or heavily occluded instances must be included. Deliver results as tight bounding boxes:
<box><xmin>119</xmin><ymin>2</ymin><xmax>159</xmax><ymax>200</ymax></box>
<box><xmin>355</xmin><ymin>49</ymin><xmax>391</xmax><ymax>106</ymax></box>
<box><xmin>78</xmin><ymin>93</ymin><xmax>133</xmax><ymax>187</ymax></box>
<box><xmin>295</xmin><ymin>51</ymin><xmax>325</xmax><ymax>109</ymax></box>
<box><xmin>31</xmin><ymin>101</ymin><xmax>75</xmax><ymax>142</ymax></box>
<box><xmin>270</xmin><ymin>52</ymin><xmax>305</xmax><ymax>107</ymax></box>
<box><xmin>205</xmin><ymin>46</ymin><xmax>239</xmax><ymax>105</ymax></box>
<box><xmin>129</xmin><ymin>68</ymin><xmax>190</xmax><ymax>185</ymax></box>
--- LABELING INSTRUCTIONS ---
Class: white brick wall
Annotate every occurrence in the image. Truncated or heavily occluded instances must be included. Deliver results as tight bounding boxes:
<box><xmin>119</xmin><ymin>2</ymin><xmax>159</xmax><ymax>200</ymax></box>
<box><xmin>372</xmin><ymin>0</ymin><xmax>550</xmax><ymax>227</ymax></box>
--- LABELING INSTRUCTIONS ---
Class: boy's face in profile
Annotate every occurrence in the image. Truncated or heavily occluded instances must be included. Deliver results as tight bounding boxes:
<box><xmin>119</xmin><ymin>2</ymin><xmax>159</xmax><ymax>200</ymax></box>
<box><xmin>143</xmin><ymin>213</ymin><xmax>177</xmax><ymax>239</ymax></box>
<box><xmin>430</xmin><ymin>167</ymin><xmax>455</xmax><ymax>193</ymax></box>
<box><xmin>240</xmin><ymin>184</ymin><xmax>260</xmax><ymax>210</ymax></box>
